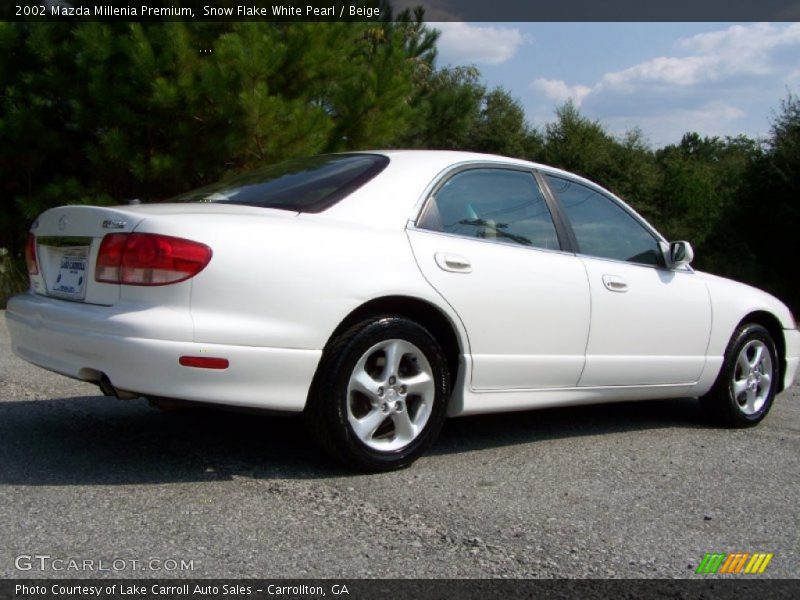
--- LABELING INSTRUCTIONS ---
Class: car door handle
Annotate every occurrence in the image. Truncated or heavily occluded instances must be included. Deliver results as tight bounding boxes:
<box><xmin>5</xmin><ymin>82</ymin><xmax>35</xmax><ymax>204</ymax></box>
<box><xmin>602</xmin><ymin>274</ymin><xmax>628</xmax><ymax>292</ymax></box>
<box><xmin>435</xmin><ymin>253</ymin><xmax>472</xmax><ymax>273</ymax></box>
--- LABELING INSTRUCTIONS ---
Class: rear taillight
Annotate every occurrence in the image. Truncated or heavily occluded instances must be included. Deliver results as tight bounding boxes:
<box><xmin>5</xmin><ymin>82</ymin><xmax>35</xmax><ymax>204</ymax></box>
<box><xmin>96</xmin><ymin>233</ymin><xmax>212</xmax><ymax>286</ymax></box>
<box><xmin>25</xmin><ymin>233</ymin><xmax>38</xmax><ymax>275</ymax></box>
<box><xmin>95</xmin><ymin>233</ymin><xmax>127</xmax><ymax>283</ymax></box>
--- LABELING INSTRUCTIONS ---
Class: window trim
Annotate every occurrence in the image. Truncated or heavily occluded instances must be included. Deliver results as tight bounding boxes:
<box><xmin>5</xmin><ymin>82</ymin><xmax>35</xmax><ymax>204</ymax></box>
<box><xmin>540</xmin><ymin>170</ymin><xmax>673</xmax><ymax>270</ymax></box>
<box><xmin>411</xmin><ymin>162</ymin><xmax>572</xmax><ymax>253</ymax></box>
<box><xmin>533</xmin><ymin>169</ymin><xmax>579</xmax><ymax>253</ymax></box>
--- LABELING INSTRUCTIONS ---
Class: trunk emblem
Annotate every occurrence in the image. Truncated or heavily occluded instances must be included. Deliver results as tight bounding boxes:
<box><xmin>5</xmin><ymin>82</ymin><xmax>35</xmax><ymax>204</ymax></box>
<box><xmin>58</xmin><ymin>215</ymin><xmax>67</xmax><ymax>231</ymax></box>
<box><xmin>102</xmin><ymin>219</ymin><xmax>128</xmax><ymax>229</ymax></box>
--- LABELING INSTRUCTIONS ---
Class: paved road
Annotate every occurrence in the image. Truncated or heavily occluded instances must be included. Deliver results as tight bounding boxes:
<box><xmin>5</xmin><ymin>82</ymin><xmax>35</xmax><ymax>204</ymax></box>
<box><xmin>1</xmin><ymin>311</ymin><xmax>798</xmax><ymax>579</ymax></box>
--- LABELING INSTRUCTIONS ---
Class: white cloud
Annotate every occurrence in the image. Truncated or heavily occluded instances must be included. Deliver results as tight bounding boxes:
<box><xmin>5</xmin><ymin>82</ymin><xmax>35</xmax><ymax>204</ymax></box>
<box><xmin>528</xmin><ymin>23</ymin><xmax>800</xmax><ymax>144</ymax></box>
<box><xmin>434</xmin><ymin>22</ymin><xmax>530</xmax><ymax>66</ymax></box>
<box><xmin>599</xmin><ymin>56</ymin><xmax>714</xmax><ymax>90</ymax></box>
<box><xmin>680</xmin><ymin>22</ymin><xmax>800</xmax><ymax>55</ymax></box>
<box><xmin>531</xmin><ymin>78</ymin><xmax>592</xmax><ymax>106</ymax></box>
<box><xmin>598</xmin><ymin>22</ymin><xmax>800</xmax><ymax>92</ymax></box>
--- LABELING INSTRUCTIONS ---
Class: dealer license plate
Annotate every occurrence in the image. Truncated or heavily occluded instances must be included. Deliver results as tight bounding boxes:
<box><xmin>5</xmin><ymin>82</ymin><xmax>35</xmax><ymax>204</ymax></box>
<box><xmin>52</xmin><ymin>254</ymin><xmax>88</xmax><ymax>299</ymax></box>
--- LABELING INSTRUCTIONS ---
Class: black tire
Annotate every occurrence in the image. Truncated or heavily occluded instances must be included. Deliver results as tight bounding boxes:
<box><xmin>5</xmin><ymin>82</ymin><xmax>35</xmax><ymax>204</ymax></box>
<box><xmin>304</xmin><ymin>315</ymin><xmax>450</xmax><ymax>472</ymax></box>
<box><xmin>700</xmin><ymin>323</ymin><xmax>779</xmax><ymax>427</ymax></box>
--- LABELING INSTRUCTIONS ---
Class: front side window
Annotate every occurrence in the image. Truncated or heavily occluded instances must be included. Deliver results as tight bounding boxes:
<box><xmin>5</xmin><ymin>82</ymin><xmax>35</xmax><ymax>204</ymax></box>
<box><xmin>418</xmin><ymin>168</ymin><xmax>560</xmax><ymax>250</ymax></box>
<box><xmin>174</xmin><ymin>154</ymin><xmax>389</xmax><ymax>213</ymax></box>
<box><xmin>546</xmin><ymin>175</ymin><xmax>663</xmax><ymax>266</ymax></box>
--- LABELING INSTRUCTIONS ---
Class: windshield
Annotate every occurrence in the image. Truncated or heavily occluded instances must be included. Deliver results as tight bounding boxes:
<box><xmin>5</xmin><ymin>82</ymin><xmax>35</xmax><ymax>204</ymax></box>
<box><xmin>174</xmin><ymin>154</ymin><xmax>389</xmax><ymax>212</ymax></box>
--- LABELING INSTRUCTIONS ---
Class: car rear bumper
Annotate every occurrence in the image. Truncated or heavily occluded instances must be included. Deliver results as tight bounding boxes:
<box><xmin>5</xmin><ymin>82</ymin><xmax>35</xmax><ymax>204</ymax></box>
<box><xmin>6</xmin><ymin>293</ymin><xmax>320</xmax><ymax>412</ymax></box>
<box><xmin>784</xmin><ymin>327</ymin><xmax>800</xmax><ymax>392</ymax></box>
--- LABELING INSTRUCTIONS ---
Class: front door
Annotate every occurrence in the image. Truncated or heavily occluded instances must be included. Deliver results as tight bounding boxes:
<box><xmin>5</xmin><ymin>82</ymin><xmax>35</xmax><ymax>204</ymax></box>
<box><xmin>408</xmin><ymin>166</ymin><xmax>591</xmax><ymax>390</ymax></box>
<box><xmin>543</xmin><ymin>173</ymin><xmax>712</xmax><ymax>386</ymax></box>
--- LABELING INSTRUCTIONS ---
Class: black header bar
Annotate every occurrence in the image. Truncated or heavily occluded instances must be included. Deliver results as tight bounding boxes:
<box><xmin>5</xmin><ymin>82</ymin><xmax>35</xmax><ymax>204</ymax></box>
<box><xmin>3</xmin><ymin>0</ymin><xmax>800</xmax><ymax>22</ymax></box>
<box><xmin>3</xmin><ymin>579</ymin><xmax>800</xmax><ymax>600</ymax></box>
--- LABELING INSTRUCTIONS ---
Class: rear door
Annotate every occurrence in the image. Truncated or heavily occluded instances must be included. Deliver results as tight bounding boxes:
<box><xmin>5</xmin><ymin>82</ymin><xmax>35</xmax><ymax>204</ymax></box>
<box><xmin>407</xmin><ymin>165</ymin><xmax>591</xmax><ymax>390</ymax></box>
<box><xmin>543</xmin><ymin>174</ymin><xmax>711</xmax><ymax>386</ymax></box>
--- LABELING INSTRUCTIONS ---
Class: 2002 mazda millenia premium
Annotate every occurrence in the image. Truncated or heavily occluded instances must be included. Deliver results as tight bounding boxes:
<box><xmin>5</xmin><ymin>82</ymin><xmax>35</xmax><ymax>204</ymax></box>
<box><xmin>8</xmin><ymin>151</ymin><xmax>800</xmax><ymax>470</ymax></box>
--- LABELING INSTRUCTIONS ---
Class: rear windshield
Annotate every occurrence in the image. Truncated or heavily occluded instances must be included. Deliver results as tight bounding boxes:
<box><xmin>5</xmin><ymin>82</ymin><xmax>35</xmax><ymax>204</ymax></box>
<box><xmin>175</xmin><ymin>154</ymin><xmax>389</xmax><ymax>212</ymax></box>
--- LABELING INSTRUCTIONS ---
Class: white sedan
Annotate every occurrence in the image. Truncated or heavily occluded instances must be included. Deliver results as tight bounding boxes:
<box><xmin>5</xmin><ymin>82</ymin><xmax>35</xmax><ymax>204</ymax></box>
<box><xmin>8</xmin><ymin>151</ymin><xmax>800</xmax><ymax>470</ymax></box>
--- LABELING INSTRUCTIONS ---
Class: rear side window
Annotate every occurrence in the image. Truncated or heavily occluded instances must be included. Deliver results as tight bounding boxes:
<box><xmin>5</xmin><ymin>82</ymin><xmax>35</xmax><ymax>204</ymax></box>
<box><xmin>175</xmin><ymin>154</ymin><xmax>389</xmax><ymax>213</ymax></box>
<box><xmin>546</xmin><ymin>175</ymin><xmax>663</xmax><ymax>266</ymax></box>
<box><xmin>418</xmin><ymin>168</ymin><xmax>560</xmax><ymax>250</ymax></box>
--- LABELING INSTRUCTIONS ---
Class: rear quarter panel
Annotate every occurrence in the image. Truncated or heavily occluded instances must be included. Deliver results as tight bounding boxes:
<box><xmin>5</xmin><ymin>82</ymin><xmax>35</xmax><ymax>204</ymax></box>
<box><xmin>134</xmin><ymin>213</ymin><xmax>453</xmax><ymax>351</ymax></box>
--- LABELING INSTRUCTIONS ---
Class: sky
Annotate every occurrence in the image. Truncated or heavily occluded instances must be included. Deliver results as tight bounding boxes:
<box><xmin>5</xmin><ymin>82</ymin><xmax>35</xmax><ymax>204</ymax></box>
<box><xmin>431</xmin><ymin>22</ymin><xmax>800</xmax><ymax>148</ymax></box>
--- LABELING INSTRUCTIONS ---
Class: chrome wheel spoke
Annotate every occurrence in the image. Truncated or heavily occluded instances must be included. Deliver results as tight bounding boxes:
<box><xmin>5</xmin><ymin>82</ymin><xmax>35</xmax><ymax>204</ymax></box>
<box><xmin>392</xmin><ymin>409</ymin><xmax>417</xmax><ymax>443</ymax></box>
<box><xmin>737</xmin><ymin>352</ymin><xmax>751</xmax><ymax>374</ymax></box>
<box><xmin>750</xmin><ymin>344</ymin><xmax>764</xmax><ymax>369</ymax></box>
<box><xmin>351</xmin><ymin>408</ymin><xmax>387</xmax><ymax>440</ymax></box>
<box><xmin>350</xmin><ymin>368</ymin><xmax>380</xmax><ymax>402</ymax></box>
<box><xmin>758</xmin><ymin>371</ymin><xmax>772</xmax><ymax>390</ymax></box>
<box><xmin>401</xmin><ymin>371</ymin><xmax>434</xmax><ymax>396</ymax></box>
<box><xmin>744</xmin><ymin>388</ymin><xmax>758</xmax><ymax>414</ymax></box>
<box><xmin>732</xmin><ymin>378</ymin><xmax>748</xmax><ymax>398</ymax></box>
<box><xmin>383</xmin><ymin>339</ymin><xmax>411</xmax><ymax>377</ymax></box>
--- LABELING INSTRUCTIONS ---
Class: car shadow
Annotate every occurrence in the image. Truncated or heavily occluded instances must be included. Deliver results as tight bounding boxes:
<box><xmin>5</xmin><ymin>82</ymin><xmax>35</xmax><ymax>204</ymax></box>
<box><xmin>433</xmin><ymin>397</ymin><xmax>708</xmax><ymax>457</ymax></box>
<box><xmin>0</xmin><ymin>394</ymin><xmax>709</xmax><ymax>485</ymax></box>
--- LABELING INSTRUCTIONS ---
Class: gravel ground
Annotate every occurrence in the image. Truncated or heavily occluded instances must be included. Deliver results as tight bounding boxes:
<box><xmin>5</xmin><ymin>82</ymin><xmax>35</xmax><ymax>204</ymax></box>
<box><xmin>1</xmin><ymin>310</ymin><xmax>798</xmax><ymax>579</ymax></box>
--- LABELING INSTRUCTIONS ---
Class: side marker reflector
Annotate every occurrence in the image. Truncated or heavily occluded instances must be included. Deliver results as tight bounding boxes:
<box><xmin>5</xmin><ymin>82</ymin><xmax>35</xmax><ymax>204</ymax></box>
<box><xmin>179</xmin><ymin>356</ymin><xmax>229</xmax><ymax>370</ymax></box>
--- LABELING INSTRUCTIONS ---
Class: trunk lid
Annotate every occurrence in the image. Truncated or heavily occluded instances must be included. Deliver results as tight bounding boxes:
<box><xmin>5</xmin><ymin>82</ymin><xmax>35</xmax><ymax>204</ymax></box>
<box><xmin>29</xmin><ymin>203</ymin><xmax>296</xmax><ymax>306</ymax></box>
<box><xmin>31</xmin><ymin>205</ymin><xmax>145</xmax><ymax>305</ymax></box>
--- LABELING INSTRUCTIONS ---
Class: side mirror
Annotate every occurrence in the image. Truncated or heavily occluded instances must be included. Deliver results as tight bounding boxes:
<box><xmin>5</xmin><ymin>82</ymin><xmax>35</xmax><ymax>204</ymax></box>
<box><xmin>665</xmin><ymin>241</ymin><xmax>694</xmax><ymax>268</ymax></box>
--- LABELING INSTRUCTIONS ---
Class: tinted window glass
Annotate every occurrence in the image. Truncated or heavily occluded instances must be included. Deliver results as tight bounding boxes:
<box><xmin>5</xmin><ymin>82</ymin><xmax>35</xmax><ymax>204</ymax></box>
<box><xmin>546</xmin><ymin>175</ymin><xmax>662</xmax><ymax>266</ymax></box>
<box><xmin>418</xmin><ymin>169</ymin><xmax>560</xmax><ymax>250</ymax></box>
<box><xmin>174</xmin><ymin>154</ymin><xmax>389</xmax><ymax>213</ymax></box>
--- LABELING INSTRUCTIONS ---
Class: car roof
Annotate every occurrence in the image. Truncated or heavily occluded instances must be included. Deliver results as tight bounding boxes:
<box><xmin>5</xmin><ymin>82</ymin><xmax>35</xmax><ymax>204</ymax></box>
<box><xmin>316</xmin><ymin>150</ymin><xmax>592</xmax><ymax>228</ymax></box>
<box><xmin>366</xmin><ymin>149</ymin><xmax>540</xmax><ymax>172</ymax></box>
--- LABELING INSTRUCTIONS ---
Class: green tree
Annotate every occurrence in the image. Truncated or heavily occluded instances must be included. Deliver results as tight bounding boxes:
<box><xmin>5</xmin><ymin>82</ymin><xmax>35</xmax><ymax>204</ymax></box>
<box><xmin>541</xmin><ymin>101</ymin><xmax>659</xmax><ymax>217</ymax></box>
<box><xmin>542</xmin><ymin>101</ymin><xmax>615</xmax><ymax>176</ymax></box>
<box><xmin>653</xmin><ymin>133</ymin><xmax>759</xmax><ymax>250</ymax></box>
<box><xmin>320</xmin><ymin>13</ymin><xmax>436</xmax><ymax>151</ymax></box>
<box><xmin>401</xmin><ymin>65</ymin><xmax>485</xmax><ymax>149</ymax></box>
<box><xmin>468</xmin><ymin>88</ymin><xmax>542</xmax><ymax>159</ymax></box>
<box><xmin>729</xmin><ymin>94</ymin><xmax>800</xmax><ymax>312</ymax></box>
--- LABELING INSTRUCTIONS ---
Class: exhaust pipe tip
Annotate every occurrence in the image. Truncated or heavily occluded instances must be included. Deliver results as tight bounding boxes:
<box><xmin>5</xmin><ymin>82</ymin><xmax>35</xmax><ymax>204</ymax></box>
<box><xmin>98</xmin><ymin>375</ymin><xmax>116</xmax><ymax>397</ymax></box>
<box><xmin>98</xmin><ymin>374</ymin><xmax>140</xmax><ymax>400</ymax></box>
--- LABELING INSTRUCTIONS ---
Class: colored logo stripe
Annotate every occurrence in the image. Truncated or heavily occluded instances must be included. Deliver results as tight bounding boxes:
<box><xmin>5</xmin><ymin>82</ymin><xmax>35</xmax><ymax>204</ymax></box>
<box><xmin>719</xmin><ymin>553</ymin><xmax>749</xmax><ymax>573</ymax></box>
<box><xmin>696</xmin><ymin>553</ymin><xmax>726</xmax><ymax>574</ymax></box>
<box><xmin>744</xmin><ymin>553</ymin><xmax>773</xmax><ymax>574</ymax></box>
<box><xmin>696</xmin><ymin>552</ymin><xmax>773</xmax><ymax>574</ymax></box>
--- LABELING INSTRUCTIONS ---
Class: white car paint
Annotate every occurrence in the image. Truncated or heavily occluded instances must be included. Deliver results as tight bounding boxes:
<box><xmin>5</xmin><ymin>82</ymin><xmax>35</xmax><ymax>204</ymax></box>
<box><xmin>408</xmin><ymin>228</ymin><xmax>591</xmax><ymax>390</ymax></box>
<box><xmin>577</xmin><ymin>255</ymin><xmax>712</xmax><ymax>387</ymax></box>
<box><xmin>6</xmin><ymin>150</ymin><xmax>799</xmax><ymax>420</ymax></box>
